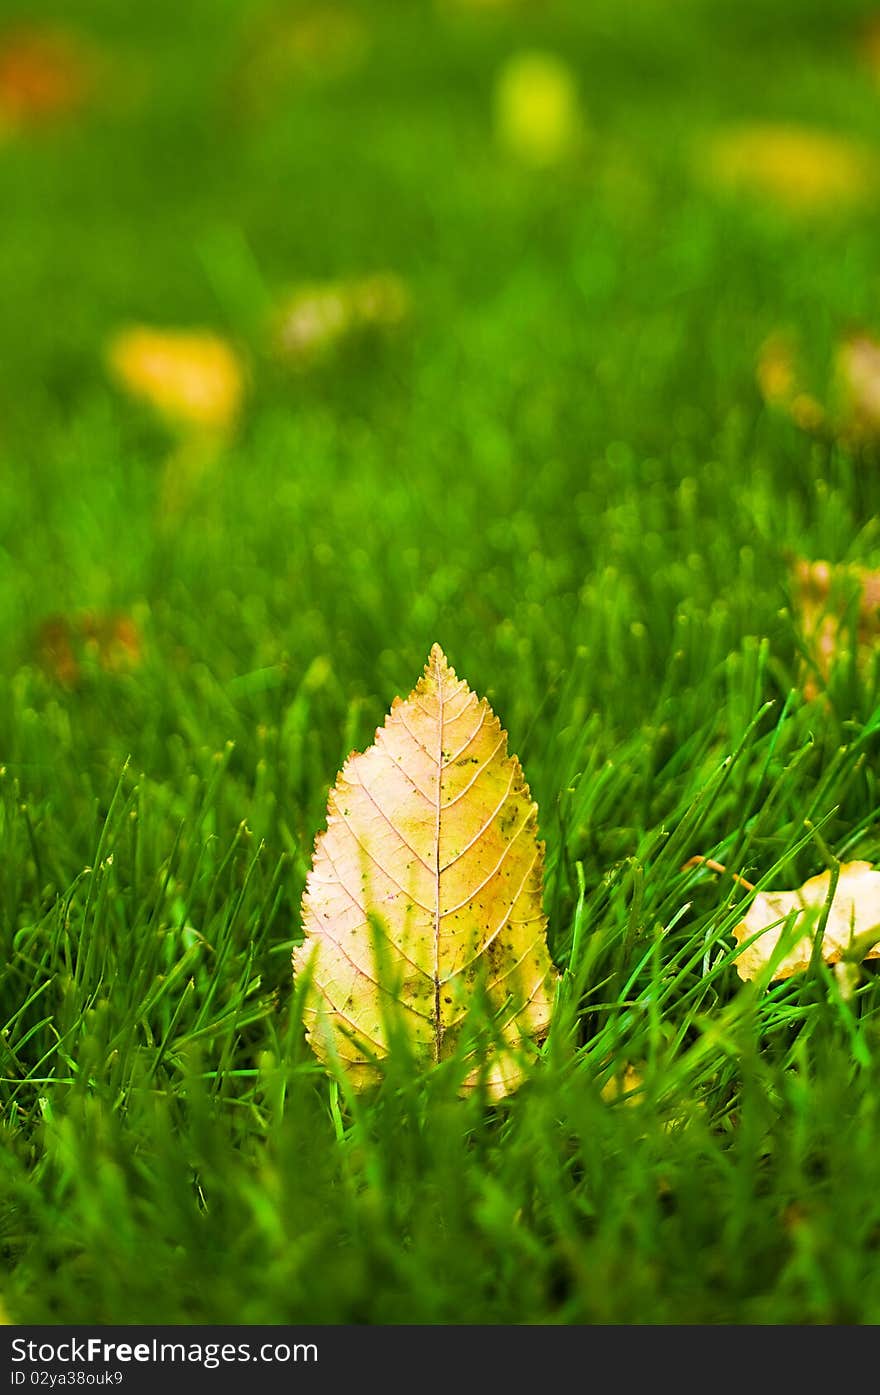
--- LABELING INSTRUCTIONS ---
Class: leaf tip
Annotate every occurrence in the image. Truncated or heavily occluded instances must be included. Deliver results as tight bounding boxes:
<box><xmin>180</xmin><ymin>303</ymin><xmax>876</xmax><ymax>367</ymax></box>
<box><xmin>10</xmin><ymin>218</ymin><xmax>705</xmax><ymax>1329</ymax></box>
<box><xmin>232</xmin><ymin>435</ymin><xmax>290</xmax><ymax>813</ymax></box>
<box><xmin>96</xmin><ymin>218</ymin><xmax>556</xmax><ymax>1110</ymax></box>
<box><xmin>427</xmin><ymin>642</ymin><xmax>451</xmax><ymax>673</ymax></box>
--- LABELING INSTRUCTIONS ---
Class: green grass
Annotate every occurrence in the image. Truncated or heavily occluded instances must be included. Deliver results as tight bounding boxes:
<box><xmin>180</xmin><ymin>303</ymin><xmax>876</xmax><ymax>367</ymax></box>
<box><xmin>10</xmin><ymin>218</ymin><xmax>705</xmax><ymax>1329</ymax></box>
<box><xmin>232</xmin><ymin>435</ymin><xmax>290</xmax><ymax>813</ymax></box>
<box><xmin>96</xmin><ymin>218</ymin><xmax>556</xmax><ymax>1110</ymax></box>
<box><xmin>5</xmin><ymin>0</ymin><xmax>880</xmax><ymax>1323</ymax></box>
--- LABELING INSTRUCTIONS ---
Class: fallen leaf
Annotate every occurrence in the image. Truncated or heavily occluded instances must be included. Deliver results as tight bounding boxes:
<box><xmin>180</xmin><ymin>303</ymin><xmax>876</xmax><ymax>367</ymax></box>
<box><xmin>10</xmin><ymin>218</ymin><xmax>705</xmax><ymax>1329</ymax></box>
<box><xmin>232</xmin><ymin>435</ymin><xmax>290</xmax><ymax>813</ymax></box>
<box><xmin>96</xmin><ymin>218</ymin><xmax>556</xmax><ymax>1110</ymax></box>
<box><xmin>756</xmin><ymin>328</ymin><xmax>880</xmax><ymax>444</ymax></box>
<box><xmin>732</xmin><ymin>861</ymin><xmax>880</xmax><ymax>982</ymax></box>
<box><xmin>0</xmin><ymin>26</ymin><xmax>93</xmax><ymax>135</ymax></box>
<box><xmin>36</xmin><ymin>611</ymin><xmax>144</xmax><ymax>687</ymax></box>
<box><xmin>835</xmin><ymin>332</ymin><xmax>880</xmax><ymax>439</ymax></box>
<box><xmin>756</xmin><ymin>332</ymin><xmax>798</xmax><ymax>406</ymax></box>
<box><xmin>35</xmin><ymin>617</ymin><xmax>80</xmax><ymax>688</ymax></box>
<box><xmin>790</xmin><ymin>556</ymin><xmax>880</xmax><ymax>699</ymax></box>
<box><xmin>600</xmin><ymin>1061</ymin><xmax>644</xmax><ymax>1105</ymax></box>
<box><xmin>494</xmin><ymin>51</ymin><xmax>584</xmax><ymax>168</ymax></box>
<box><xmin>293</xmin><ymin>644</ymin><xmax>558</xmax><ymax>1097</ymax></box>
<box><xmin>756</xmin><ymin>333</ymin><xmax>826</xmax><ymax>433</ymax></box>
<box><xmin>704</xmin><ymin>123</ymin><xmax>878</xmax><ymax>212</ymax></box>
<box><xmin>106</xmin><ymin>327</ymin><xmax>244</xmax><ymax>436</ymax></box>
<box><xmin>273</xmin><ymin>273</ymin><xmax>410</xmax><ymax>367</ymax></box>
<box><xmin>80</xmin><ymin>612</ymin><xmax>144</xmax><ymax>674</ymax></box>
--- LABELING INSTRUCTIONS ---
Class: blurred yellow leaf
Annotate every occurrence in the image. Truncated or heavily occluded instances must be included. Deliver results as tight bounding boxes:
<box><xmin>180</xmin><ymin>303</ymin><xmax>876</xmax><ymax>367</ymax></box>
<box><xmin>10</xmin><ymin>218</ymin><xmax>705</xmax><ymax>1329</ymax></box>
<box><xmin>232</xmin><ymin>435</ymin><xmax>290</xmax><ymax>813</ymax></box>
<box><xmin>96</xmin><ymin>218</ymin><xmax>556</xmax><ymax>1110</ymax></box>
<box><xmin>732</xmin><ymin>861</ymin><xmax>880</xmax><ymax>982</ymax></box>
<box><xmin>756</xmin><ymin>332</ymin><xmax>797</xmax><ymax>406</ymax></box>
<box><xmin>756</xmin><ymin>328</ymin><xmax>880</xmax><ymax>444</ymax></box>
<box><xmin>600</xmin><ymin>1061</ymin><xmax>644</xmax><ymax>1105</ymax></box>
<box><xmin>107</xmin><ymin>328</ymin><xmax>244</xmax><ymax>435</ymax></box>
<box><xmin>273</xmin><ymin>273</ymin><xmax>410</xmax><ymax>367</ymax></box>
<box><xmin>756</xmin><ymin>332</ymin><xmax>826</xmax><ymax>432</ymax></box>
<box><xmin>494</xmin><ymin>52</ymin><xmax>584</xmax><ymax>168</ymax></box>
<box><xmin>705</xmin><ymin>123</ymin><xmax>878</xmax><ymax>212</ymax></box>
<box><xmin>293</xmin><ymin>644</ymin><xmax>558</xmax><ymax>1098</ymax></box>
<box><xmin>835</xmin><ymin>332</ymin><xmax>880</xmax><ymax>439</ymax></box>
<box><xmin>790</xmin><ymin>556</ymin><xmax>880</xmax><ymax>700</ymax></box>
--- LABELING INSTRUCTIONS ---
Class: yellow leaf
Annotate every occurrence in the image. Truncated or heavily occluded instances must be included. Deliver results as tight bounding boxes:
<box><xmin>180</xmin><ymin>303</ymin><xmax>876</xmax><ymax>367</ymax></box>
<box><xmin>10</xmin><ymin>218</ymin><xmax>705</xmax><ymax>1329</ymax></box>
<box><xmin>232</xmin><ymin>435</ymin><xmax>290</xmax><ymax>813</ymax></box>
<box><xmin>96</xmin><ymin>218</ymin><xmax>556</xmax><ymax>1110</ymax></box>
<box><xmin>835</xmin><ymin>332</ymin><xmax>880</xmax><ymax>439</ymax></box>
<box><xmin>600</xmin><ymin>1061</ymin><xmax>644</xmax><ymax>1105</ymax></box>
<box><xmin>106</xmin><ymin>327</ymin><xmax>244</xmax><ymax>435</ymax></box>
<box><xmin>494</xmin><ymin>52</ymin><xmax>584</xmax><ymax>168</ymax></box>
<box><xmin>755</xmin><ymin>332</ymin><xmax>826</xmax><ymax>433</ymax></box>
<box><xmin>293</xmin><ymin>644</ymin><xmax>558</xmax><ymax>1098</ymax></box>
<box><xmin>755</xmin><ymin>328</ymin><xmax>880</xmax><ymax>444</ymax></box>
<box><xmin>704</xmin><ymin>123</ymin><xmax>878</xmax><ymax>212</ymax></box>
<box><xmin>790</xmin><ymin>556</ymin><xmax>880</xmax><ymax>700</ymax></box>
<box><xmin>732</xmin><ymin>862</ymin><xmax>880</xmax><ymax>982</ymax></box>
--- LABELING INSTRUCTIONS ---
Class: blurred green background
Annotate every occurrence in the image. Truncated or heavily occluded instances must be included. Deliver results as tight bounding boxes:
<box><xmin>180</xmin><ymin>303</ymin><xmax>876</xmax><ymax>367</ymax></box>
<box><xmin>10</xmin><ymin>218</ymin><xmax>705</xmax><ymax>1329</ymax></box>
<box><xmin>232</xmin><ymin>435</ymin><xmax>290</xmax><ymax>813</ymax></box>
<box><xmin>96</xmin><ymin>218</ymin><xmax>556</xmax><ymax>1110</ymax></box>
<box><xmin>6</xmin><ymin>0</ymin><xmax>880</xmax><ymax>1325</ymax></box>
<box><xmin>5</xmin><ymin>0</ymin><xmax>880</xmax><ymax>732</ymax></box>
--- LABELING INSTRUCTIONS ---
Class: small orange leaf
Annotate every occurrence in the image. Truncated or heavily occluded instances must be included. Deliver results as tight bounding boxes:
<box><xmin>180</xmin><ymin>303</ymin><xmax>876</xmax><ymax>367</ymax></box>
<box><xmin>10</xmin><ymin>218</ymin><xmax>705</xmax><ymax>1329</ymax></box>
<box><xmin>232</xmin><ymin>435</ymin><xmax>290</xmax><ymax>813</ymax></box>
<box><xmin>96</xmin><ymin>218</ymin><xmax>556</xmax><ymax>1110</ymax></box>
<box><xmin>36</xmin><ymin>611</ymin><xmax>144</xmax><ymax>687</ymax></box>
<box><xmin>731</xmin><ymin>862</ymin><xmax>880</xmax><ymax>982</ymax></box>
<box><xmin>293</xmin><ymin>645</ymin><xmax>558</xmax><ymax>1098</ymax></box>
<box><xmin>35</xmin><ymin>617</ymin><xmax>80</xmax><ymax>688</ymax></box>
<box><xmin>0</xmin><ymin>26</ymin><xmax>93</xmax><ymax>134</ymax></box>
<box><xmin>106</xmin><ymin>327</ymin><xmax>244</xmax><ymax>435</ymax></box>
<box><xmin>704</xmin><ymin>123</ymin><xmax>878</xmax><ymax>212</ymax></box>
<box><xmin>81</xmin><ymin>612</ymin><xmax>144</xmax><ymax>674</ymax></box>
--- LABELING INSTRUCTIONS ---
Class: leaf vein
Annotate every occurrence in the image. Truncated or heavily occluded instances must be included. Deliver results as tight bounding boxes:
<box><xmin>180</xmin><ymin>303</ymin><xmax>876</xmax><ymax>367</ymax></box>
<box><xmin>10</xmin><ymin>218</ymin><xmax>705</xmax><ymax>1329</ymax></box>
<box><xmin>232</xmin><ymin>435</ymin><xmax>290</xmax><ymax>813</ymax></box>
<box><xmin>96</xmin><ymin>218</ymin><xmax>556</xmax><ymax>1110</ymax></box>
<box><xmin>441</xmin><ymin>809</ymin><xmax>535</xmax><ymax>919</ymax></box>
<box><xmin>314</xmin><ymin>845</ymin><xmax>433</xmax><ymax>973</ymax></box>
<box><xmin>333</xmin><ymin>811</ymin><xmax>435</xmax><ymax>914</ymax></box>
<box><xmin>440</xmin><ymin>842</ymin><xmax>540</xmax><ymax>982</ymax></box>
<box><xmin>443</xmin><ymin>702</ymin><xmax>488</xmax><ymax>766</ymax></box>
<box><xmin>375</xmin><ymin>733</ymin><xmax>435</xmax><ymax>805</ymax></box>
<box><xmin>440</xmin><ymin>766</ymin><xmax>515</xmax><ymax>873</ymax></box>
<box><xmin>304</xmin><ymin>923</ymin><xmax>434</xmax><ymax>1020</ymax></box>
<box><xmin>441</xmin><ymin>733</ymin><xmax>506</xmax><ymax>809</ymax></box>
<box><xmin>302</xmin><ymin>994</ymin><xmax>385</xmax><ymax>1054</ymax></box>
<box><xmin>445</xmin><ymin>930</ymin><xmax>548</xmax><ymax>1028</ymax></box>
<box><xmin>348</xmin><ymin>773</ymin><xmax>434</xmax><ymax>872</ymax></box>
<box><xmin>395</xmin><ymin>709</ymin><xmax>438</xmax><ymax>764</ymax></box>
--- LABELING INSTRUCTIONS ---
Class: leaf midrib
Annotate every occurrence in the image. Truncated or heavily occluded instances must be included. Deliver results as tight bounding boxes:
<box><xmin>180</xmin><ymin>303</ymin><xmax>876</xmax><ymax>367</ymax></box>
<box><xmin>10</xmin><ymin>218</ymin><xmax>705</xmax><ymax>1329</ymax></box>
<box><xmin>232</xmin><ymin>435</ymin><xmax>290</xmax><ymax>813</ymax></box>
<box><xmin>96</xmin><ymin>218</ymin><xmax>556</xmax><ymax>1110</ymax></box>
<box><xmin>432</xmin><ymin>648</ymin><xmax>444</xmax><ymax>1062</ymax></box>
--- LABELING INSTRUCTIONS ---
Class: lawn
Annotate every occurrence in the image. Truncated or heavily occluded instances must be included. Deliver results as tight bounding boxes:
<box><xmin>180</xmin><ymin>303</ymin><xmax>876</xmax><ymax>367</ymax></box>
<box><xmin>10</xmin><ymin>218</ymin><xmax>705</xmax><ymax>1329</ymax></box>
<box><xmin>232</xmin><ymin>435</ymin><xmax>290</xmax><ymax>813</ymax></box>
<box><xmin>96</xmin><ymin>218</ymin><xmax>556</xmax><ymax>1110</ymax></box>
<box><xmin>4</xmin><ymin>0</ymin><xmax>880</xmax><ymax>1324</ymax></box>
